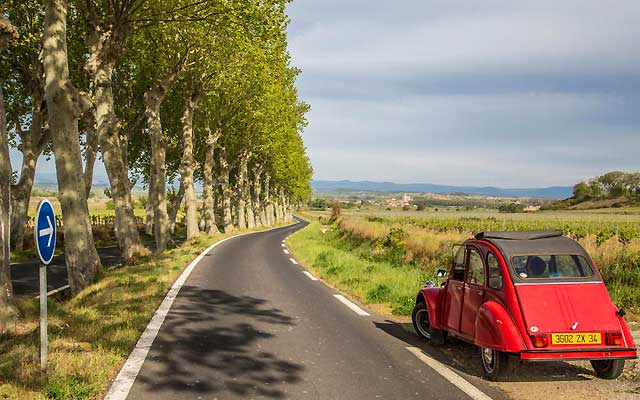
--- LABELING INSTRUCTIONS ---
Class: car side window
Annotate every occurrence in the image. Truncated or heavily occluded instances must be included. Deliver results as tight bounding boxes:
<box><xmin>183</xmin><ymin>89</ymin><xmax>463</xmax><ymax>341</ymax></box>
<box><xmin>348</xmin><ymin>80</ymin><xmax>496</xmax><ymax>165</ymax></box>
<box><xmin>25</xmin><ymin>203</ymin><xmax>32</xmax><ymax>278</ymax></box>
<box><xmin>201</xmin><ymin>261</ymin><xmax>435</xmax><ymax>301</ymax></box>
<box><xmin>466</xmin><ymin>249</ymin><xmax>485</xmax><ymax>286</ymax></box>
<box><xmin>451</xmin><ymin>245</ymin><xmax>466</xmax><ymax>281</ymax></box>
<box><xmin>486</xmin><ymin>253</ymin><xmax>503</xmax><ymax>290</ymax></box>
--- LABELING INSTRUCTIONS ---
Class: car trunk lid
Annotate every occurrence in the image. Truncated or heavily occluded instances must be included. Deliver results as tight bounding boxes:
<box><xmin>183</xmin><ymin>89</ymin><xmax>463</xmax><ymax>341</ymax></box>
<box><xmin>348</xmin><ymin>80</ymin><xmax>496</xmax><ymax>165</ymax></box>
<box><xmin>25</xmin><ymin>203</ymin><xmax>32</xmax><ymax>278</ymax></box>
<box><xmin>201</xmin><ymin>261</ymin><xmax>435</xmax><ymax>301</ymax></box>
<box><xmin>515</xmin><ymin>282</ymin><xmax>619</xmax><ymax>334</ymax></box>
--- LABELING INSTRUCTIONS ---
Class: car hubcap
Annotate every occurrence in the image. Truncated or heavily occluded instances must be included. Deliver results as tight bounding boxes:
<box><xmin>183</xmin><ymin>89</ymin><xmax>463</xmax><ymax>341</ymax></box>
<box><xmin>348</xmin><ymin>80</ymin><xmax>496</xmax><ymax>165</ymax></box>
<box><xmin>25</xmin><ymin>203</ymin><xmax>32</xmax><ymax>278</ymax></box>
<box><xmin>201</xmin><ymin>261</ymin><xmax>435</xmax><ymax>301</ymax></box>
<box><xmin>415</xmin><ymin>309</ymin><xmax>431</xmax><ymax>339</ymax></box>
<box><xmin>482</xmin><ymin>348</ymin><xmax>495</xmax><ymax>373</ymax></box>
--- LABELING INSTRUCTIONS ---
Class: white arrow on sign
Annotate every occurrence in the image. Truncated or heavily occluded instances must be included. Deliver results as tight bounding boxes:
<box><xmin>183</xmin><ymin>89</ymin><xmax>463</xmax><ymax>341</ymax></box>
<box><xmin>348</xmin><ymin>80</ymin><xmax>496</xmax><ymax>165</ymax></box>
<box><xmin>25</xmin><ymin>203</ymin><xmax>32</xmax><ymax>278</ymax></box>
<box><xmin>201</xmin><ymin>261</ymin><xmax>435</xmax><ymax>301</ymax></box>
<box><xmin>38</xmin><ymin>215</ymin><xmax>54</xmax><ymax>247</ymax></box>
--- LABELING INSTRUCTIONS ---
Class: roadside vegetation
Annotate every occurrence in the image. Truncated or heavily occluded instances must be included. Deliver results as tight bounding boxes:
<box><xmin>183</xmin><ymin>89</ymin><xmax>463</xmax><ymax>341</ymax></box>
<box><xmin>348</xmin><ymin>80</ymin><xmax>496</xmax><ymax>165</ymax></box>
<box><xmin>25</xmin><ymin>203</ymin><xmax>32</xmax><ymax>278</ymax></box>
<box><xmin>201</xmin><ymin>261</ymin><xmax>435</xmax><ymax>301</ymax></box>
<box><xmin>289</xmin><ymin>208</ymin><xmax>640</xmax><ymax>318</ymax></box>
<box><xmin>0</xmin><ymin>225</ymin><xmax>285</xmax><ymax>399</ymax></box>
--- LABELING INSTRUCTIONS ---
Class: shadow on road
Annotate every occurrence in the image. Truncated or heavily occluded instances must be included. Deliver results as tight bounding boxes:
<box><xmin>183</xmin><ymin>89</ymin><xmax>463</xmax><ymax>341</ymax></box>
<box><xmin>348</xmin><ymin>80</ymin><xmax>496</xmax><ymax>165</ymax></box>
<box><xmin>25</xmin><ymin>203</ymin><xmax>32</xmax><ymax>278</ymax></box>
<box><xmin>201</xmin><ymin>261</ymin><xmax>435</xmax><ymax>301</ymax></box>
<box><xmin>373</xmin><ymin>320</ymin><xmax>593</xmax><ymax>382</ymax></box>
<box><xmin>135</xmin><ymin>286</ymin><xmax>304</xmax><ymax>398</ymax></box>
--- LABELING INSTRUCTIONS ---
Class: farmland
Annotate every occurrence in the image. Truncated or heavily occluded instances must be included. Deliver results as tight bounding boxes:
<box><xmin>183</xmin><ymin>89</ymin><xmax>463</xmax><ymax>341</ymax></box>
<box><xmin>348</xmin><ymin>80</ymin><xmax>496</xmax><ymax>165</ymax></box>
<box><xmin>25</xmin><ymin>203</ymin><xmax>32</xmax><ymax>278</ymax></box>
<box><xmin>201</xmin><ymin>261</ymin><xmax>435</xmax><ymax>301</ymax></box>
<box><xmin>290</xmin><ymin>208</ymin><xmax>640</xmax><ymax>318</ymax></box>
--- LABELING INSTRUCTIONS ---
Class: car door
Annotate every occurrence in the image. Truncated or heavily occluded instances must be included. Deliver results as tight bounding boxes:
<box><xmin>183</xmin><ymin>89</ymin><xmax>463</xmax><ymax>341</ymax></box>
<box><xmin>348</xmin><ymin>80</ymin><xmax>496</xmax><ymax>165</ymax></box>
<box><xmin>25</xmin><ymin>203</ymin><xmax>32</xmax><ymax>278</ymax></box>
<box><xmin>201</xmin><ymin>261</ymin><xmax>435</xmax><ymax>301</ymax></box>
<box><xmin>460</xmin><ymin>247</ymin><xmax>486</xmax><ymax>338</ymax></box>
<box><xmin>443</xmin><ymin>245</ymin><xmax>466</xmax><ymax>332</ymax></box>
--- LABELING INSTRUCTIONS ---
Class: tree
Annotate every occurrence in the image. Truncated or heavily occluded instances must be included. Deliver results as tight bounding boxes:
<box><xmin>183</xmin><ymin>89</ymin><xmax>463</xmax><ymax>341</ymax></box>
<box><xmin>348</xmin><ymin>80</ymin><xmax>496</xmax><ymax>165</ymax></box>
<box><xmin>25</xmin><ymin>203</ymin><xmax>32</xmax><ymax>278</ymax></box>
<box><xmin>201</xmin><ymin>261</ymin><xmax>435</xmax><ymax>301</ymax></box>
<box><xmin>0</xmin><ymin>15</ymin><xmax>19</xmax><ymax>334</ymax></box>
<box><xmin>43</xmin><ymin>0</ymin><xmax>101</xmax><ymax>294</ymax></box>
<box><xmin>1</xmin><ymin>1</ymin><xmax>51</xmax><ymax>251</ymax></box>
<box><xmin>572</xmin><ymin>181</ymin><xmax>592</xmax><ymax>202</ymax></box>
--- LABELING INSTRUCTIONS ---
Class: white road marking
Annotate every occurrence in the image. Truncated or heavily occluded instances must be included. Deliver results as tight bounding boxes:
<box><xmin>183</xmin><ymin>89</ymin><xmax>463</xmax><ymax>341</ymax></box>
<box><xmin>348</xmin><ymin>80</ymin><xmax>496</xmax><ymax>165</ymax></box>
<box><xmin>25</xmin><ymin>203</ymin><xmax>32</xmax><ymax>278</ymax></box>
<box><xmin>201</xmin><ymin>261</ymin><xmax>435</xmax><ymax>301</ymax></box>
<box><xmin>289</xmin><ymin>257</ymin><xmax>299</xmax><ymax>265</ymax></box>
<box><xmin>302</xmin><ymin>271</ymin><xmax>318</xmax><ymax>281</ymax></box>
<box><xmin>333</xmin><ymin>294</ymin><xmax>370</xmax><ymax>316</ymax></box>
<box><xmin>405</xmin><ymin>347</ymin><xmax>493</xmax><ymax>400</ymax></box>
<box><xmin>104</xmin><ymin>222</ymin><xmax>299</xmax><ymax>400</ymax></box>
<box><xmin>283</xmin><ymin>249</ymin><xmax>290</xmax><ymax>255</ymax></box>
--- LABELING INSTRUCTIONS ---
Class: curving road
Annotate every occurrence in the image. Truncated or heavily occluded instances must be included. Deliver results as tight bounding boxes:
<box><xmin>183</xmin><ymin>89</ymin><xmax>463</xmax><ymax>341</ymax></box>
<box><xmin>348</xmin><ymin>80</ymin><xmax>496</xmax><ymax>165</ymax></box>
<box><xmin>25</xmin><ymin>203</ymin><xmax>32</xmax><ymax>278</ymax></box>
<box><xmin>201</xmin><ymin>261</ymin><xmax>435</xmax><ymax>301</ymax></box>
<box><xmin>124</xmin><ymin>221</ymin><xmax>506</xmax><ymax>400</ymax></box>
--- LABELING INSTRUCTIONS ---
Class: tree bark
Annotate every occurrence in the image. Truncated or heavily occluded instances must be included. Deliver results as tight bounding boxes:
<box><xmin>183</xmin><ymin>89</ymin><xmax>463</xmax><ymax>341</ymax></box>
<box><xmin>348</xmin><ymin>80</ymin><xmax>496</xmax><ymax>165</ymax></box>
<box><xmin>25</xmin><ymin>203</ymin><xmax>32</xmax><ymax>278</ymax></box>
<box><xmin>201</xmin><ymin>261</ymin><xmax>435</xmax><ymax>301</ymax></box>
<box><xmin>168</xmin><ymin>182</ymin><xmax>185</xmax><ymax>235</ymax></box>
<box><xmin>43</xmin><ymin>0</ymin><xmax>101</xmax><ymax>294</ymax></box>
<box><xmin>144</xmin><ymin>196</ymin><xmax>153</xmax><ymax>235</ymax></box>
<box><xmin>144</xmin><ymin>71</ymin><xmax>178</xmax><ymax>252</ymax></box>
<box><xmin>83</xmin><ymin>110</ymin><xmax>98</xmax><ymax>198</ymax></box>
<box><xmin>179</xmin><ymin>90</ymin><xmax>200</xmax><ymax>240</ymax></box>
<box><xmin>86</xmin><ymin>31</ymin><xmax>144</xmax><ymax>260</ymax></box>
<box><xmin>202</xmin><ymin>125</ymin><xmax>221</xmax><ymax>235</ymax></box>
<box><xmin>251</xmin><ymin>166</ymin><xmax>263</xmax><ymax>228</ymax></box>
<box><xmin>0</xmin><ymin>16</ymin><xmax>19</xmax><ymax>334</ymax></box>
<box><xmin>233</xmin><ymin>151</ymin><xmax>249</xmax><ymax>229</ymax></box>
<box><xmin>218</xmin><ymin>145</ymin><xmax>234</xmax><ymax>233</ymax></box>
<box><xmin>263</xmin><ymin>174</ymin><xmax>273</xmax><ymax>226</ymax></box>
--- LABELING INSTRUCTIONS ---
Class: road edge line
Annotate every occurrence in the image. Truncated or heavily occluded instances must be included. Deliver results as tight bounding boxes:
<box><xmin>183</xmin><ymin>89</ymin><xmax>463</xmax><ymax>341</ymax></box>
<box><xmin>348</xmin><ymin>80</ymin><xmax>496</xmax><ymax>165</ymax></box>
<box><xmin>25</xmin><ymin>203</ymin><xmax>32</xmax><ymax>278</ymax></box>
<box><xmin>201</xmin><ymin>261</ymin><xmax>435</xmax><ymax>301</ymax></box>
<box><xmin>405</xmin><ymin>347</ymin><xmax>493</xmax><ymax>400</ymax></box>
<box><xmin>333</xmin><ymin>294</ymin><xmax>370</xmax><ymax>316</ymax></box>
<box><xmin>104</xmin><ymin>221</ymin><xmax>300</xmax><ymax>400</ymax></box>
<box><xmin>302</xmin><ymin>271</ymin><xmax>319</xmax><ymax>281</ymax></box>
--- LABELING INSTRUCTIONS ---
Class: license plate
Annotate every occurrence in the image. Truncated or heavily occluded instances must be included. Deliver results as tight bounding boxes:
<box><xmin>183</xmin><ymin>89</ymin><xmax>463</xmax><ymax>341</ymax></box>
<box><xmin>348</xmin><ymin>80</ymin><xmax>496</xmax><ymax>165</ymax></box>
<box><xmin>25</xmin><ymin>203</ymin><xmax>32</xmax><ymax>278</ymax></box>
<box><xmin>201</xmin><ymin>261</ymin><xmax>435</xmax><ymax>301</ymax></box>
<box><xmin>551</xmin><ymin>332</ymin><xmax>602</xmax><ymax>345</ymax></box>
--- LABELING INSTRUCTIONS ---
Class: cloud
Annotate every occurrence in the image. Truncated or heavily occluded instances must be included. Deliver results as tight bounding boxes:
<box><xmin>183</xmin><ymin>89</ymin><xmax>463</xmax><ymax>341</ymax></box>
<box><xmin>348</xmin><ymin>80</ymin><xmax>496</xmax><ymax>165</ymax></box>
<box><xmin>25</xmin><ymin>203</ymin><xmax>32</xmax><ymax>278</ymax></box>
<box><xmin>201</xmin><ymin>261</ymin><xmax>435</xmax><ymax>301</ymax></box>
<box><xmin>287</xmin><ymin>1</ymin><xmax>640</xmax><ymax>186</ymax></box>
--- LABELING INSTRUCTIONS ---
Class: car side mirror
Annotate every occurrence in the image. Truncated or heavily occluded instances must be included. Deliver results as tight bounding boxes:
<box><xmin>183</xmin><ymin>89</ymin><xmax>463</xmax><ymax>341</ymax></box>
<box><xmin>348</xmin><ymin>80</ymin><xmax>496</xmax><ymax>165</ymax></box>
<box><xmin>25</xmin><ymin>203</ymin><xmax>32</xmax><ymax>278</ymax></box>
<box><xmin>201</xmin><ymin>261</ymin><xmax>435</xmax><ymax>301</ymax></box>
<box><xmin>436</xmin><ymin>269</ymin><xmax>448</xmax><ymax>278</ymax></box>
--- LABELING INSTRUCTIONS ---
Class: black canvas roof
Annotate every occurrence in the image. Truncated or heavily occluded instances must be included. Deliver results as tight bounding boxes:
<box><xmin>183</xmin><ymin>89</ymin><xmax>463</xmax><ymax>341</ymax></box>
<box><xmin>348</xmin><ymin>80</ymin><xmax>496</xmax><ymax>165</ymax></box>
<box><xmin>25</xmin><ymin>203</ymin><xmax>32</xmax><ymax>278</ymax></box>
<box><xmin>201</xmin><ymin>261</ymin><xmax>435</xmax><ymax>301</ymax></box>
<box><xmin>475</xmin><ymin>230</ymin><xmax>590</xmax><ymax>260</ymax></box>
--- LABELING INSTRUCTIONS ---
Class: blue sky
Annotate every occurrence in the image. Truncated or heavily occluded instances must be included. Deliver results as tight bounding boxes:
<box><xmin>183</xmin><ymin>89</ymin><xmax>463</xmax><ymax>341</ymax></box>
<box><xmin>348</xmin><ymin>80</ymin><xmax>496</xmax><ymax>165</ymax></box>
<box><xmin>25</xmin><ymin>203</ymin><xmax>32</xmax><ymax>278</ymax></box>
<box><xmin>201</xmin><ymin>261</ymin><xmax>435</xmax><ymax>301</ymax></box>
<box><xmin>285</xmin><ymin>0</ymin><xmax>640</xmax><ymax>187</ymax></box>
<box><xmin>12</xmin><ymin>1</ymin><xmax>640</xmax><ymax>188</ymax></box>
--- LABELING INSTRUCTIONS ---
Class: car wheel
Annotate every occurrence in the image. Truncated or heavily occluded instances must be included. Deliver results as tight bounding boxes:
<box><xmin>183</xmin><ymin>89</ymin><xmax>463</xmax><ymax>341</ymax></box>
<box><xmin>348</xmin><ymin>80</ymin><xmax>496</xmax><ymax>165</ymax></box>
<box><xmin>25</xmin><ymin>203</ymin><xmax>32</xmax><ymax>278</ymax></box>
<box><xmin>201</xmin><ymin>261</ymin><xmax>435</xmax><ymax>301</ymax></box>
<box><xmin>480</xmin><ymin>347</ymin><xmax>508</xmax><ymax>381</ymax></box>
<box><xmin>411</xmin><ymin>302</ymin><xmax>445</xmax><ymax>345</ymax></box>
<box><xmin>590</xmin><ymin>359</ymin><xmax>625</xmax><ymax>379</ymax></box>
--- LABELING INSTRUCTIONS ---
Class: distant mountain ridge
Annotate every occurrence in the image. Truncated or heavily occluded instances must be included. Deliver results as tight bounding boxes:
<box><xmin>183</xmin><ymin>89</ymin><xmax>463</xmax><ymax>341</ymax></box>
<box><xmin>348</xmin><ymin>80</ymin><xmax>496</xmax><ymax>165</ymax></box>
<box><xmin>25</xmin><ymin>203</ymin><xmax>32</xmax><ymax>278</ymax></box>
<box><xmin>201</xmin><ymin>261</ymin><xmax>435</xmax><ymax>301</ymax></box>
<box><xmin>311</xmin><ymin>180</ymin><xmax>572</xmax><ymax>199</ymax></box>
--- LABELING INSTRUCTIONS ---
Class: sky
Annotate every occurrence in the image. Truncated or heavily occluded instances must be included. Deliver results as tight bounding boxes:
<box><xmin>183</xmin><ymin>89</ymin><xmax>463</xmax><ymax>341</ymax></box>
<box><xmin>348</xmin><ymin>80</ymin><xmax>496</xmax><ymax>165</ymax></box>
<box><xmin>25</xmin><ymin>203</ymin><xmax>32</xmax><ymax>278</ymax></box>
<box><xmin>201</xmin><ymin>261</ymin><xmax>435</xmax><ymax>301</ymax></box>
<box><xmin>285</xmin><ymin>0</ymin><xmax>640</xmax><ymax>187</ymax></box>
<box><xmin>11</xmin><ymin>1</ymin><xmax>640</xmax><ymax>189</ymax></box>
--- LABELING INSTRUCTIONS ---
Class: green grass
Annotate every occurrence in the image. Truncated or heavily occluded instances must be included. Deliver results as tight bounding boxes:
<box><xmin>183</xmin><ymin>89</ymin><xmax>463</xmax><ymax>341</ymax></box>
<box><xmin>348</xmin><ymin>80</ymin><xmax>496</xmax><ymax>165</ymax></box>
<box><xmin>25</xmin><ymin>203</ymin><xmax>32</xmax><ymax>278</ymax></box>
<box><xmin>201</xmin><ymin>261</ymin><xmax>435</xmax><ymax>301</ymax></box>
<box><xmin>0</xmin><ymin>224</ymin><xmax>287</xmax><ymax>399</ymax></box>
<box><xmin>286</xmin><ymin>221</ymin><xmax>426</xmax><ymax>317</ymax></box>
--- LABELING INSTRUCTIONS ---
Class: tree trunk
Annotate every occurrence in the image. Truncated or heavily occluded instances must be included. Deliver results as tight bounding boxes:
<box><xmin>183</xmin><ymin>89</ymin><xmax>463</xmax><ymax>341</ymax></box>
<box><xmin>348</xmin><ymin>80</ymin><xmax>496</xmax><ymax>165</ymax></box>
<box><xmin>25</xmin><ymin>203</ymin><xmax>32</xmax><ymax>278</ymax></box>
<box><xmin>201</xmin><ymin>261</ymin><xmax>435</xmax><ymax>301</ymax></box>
<box><xmin>179</xmin><ymin>90</ymin><xmax>200</xmax><ymax>240</ymax></box>
<box><xmin>0</xmin><ymin>16</ymin><xmax>19</xmax><ymax>334</ymax></box>
<box><xmin>83</xmin><ymin>111</ymin><xmax>98</xmax><ymax>198</ymax></box>
<box><xmin>234</xmin><ymin>152</ymin><xmax>249</xmax><ymax>229</ymax></box>
<box><xmin>263</xmin><ymin>174</ymin><xmax>273</xmax><ymax>226</ymax></box>
<box><xmin>168</xmin><ymin>182</ymin><xmax>185</xmax><ymax>235</ymax></box>
<box><xmin>88</xmin><ymin>39</ymin><xmax>143</xmax><ymax>259</ymax></box>
<box><xmin>10</xmin><ymin>55</ymin><xmax>48</xmax><ymax>252</ymax></box>
<box><xmin>43</xmin><ymin>0</ymin><xmax>101</xmax><ymax>294</ymax></box>
<box><xmin>251</xmin><ymin>167</ymin><xmax>263</xmax><ymax>228</ymax></box>
<box><xmin>202</xmin><ymin>125</ymin><xmax>221</xmax><ymax>235</ymax></box>
<box><xmin>144</xmin><ymin>196</ymin><xmax>153</xmax><ymax>235</ymax></box>
<box><xmin>144</xmin><ymin>71</ymin><xmax>178</xmax><ymax>252</ymax></box>
<box><xmin>218</xmin><ymin>146</ymin><xmax>234</xmax><ymax>233</ymax></box>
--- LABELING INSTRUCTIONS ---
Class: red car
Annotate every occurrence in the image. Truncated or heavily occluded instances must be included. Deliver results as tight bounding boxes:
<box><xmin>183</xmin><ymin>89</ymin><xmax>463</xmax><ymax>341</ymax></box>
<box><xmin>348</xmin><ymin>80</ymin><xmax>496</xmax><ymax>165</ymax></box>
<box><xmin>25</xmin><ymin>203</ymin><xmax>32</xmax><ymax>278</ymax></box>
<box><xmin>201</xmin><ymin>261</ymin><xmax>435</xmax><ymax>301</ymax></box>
<box><xmin>412</xmin><ymin>230</ymin><xmax>637</xmax><ymax>380</ymax></box>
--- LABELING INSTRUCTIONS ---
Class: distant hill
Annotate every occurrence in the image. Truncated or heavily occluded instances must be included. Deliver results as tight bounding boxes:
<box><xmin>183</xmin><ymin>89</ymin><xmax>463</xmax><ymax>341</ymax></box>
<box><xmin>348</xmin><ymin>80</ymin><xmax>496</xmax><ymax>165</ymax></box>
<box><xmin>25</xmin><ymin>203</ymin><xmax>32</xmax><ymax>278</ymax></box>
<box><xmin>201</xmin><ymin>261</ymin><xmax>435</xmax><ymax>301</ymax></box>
<box><xmin>311</xmin><ymin>180</ymin><xmax>573</xmax><ymax>199</ymax></box>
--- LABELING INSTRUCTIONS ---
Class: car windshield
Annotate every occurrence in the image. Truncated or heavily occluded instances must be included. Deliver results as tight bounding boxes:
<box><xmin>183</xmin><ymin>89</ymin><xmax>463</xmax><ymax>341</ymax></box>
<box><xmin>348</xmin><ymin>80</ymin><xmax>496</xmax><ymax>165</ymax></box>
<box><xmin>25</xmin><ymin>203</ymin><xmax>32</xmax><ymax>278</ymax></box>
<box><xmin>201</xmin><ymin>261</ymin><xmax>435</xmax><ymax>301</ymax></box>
<box><xmin>511</xmin><ymin>255</ymin><xmax>596</xmax><ymax>280</ymax></box>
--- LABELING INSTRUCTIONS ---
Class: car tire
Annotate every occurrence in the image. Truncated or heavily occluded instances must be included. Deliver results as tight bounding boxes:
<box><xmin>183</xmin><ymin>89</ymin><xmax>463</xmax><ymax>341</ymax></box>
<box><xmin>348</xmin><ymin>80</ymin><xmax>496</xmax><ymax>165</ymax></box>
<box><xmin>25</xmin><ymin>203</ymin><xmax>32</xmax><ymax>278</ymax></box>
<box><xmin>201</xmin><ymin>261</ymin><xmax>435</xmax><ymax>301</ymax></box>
<box><xmin>479</xmin><ymin>347</ymin><xmax>508</xmax><ymax>381</ymax></box>
<box><xmin>411</xmin><ymin>302</ymin><xmax>445</xmax><ymax>345</ymax></box>
<box><xmin>590</xmin><ymin>359</ymin><xmax>625</xmax><ymax>379</ymax></box>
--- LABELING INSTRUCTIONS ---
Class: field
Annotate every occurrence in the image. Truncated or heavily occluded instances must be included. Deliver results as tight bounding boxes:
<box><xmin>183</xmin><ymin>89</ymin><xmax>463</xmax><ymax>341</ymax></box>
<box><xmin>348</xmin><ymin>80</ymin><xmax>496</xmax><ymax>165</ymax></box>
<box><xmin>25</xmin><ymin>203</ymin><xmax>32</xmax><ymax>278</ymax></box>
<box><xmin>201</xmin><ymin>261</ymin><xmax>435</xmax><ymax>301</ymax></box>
<box><xmin>290</xmin><ymin>208</ymin><xmax>640</xmax><ymax>318</ymax></box>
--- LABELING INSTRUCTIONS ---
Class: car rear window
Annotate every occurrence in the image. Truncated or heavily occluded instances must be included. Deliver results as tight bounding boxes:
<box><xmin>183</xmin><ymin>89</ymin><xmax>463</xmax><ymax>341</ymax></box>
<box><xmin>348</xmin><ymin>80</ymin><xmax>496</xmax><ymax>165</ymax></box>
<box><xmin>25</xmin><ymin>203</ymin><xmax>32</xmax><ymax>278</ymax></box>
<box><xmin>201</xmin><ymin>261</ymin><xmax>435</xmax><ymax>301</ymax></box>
<box><xmin>511</xmin><ymin>255</ymin><xmax>596</xmax><ymax>280</ymax></box>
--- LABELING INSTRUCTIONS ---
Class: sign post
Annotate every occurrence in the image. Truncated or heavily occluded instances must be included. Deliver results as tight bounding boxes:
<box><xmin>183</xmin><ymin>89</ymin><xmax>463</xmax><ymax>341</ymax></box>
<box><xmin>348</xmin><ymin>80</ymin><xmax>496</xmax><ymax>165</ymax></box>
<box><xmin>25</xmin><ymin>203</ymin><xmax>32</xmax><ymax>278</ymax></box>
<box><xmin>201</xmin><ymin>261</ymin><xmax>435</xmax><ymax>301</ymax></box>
<box><xmin>34</xmin><ymin>199</ymin><xmax>56</xmax><ymax>373</ymax></box>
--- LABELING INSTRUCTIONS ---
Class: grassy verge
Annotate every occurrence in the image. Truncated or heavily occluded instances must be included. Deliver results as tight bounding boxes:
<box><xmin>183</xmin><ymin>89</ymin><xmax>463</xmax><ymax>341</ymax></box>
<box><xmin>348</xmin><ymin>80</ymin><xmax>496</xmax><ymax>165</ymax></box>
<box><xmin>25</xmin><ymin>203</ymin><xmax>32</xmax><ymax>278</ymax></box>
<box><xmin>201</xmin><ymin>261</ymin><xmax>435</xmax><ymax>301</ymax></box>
<box><xmin>286</xmin><ymin>220</ymin><xmax>428</xmax><ymax>317</ymax></box>
<box><xmin>0</xmin><ymin>224</ymin><xmax>287</xmax><ymax>399</ymax></box>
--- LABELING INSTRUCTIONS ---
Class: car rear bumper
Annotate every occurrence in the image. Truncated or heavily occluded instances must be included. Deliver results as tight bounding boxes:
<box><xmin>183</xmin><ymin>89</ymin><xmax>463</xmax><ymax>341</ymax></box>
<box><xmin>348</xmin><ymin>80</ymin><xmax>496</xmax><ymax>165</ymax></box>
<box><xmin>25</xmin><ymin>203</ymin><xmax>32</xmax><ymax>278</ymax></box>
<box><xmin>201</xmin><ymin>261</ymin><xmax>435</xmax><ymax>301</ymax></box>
<box><xmin>520</xmin><ymin>347</ymin><xmax>637</xmax><ymax>361</ymax></box>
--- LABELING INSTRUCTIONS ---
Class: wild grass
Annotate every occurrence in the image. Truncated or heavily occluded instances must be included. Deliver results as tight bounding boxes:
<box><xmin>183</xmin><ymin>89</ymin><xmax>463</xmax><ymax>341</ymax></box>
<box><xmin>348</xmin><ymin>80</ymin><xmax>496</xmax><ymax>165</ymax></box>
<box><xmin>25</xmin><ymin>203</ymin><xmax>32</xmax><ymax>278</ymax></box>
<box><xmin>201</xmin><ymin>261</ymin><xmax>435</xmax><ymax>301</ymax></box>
<box><xmin>0</xmin><ymin>224</ymin><xmax>285</xmax><ymax>399</ymax></box>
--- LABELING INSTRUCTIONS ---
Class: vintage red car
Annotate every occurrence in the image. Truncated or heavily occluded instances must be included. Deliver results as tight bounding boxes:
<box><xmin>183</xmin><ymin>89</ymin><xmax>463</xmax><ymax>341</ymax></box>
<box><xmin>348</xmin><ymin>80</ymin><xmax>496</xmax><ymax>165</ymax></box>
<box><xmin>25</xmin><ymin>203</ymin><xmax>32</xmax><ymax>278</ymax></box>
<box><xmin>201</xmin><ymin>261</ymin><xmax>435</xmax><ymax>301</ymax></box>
<box><xmin>412</xmin><ymin>230</ymin><xmax>637</xmax><ymax>380</ymax></box>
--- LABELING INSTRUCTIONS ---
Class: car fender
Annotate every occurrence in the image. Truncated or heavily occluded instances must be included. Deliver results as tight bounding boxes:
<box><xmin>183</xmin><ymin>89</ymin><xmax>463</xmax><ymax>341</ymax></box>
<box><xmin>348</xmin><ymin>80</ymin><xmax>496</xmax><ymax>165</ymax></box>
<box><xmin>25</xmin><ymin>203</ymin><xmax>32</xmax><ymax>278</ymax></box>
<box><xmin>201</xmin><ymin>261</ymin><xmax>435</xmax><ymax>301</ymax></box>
<box><xmin>417</xmin><ymin>288</ymin><xmax>444</xmax><ymax>330</ymax></box>
<box><xmin>474</xmin><ymin>301</ymin><xmax>526</xmax><ymax>353</ymax></box>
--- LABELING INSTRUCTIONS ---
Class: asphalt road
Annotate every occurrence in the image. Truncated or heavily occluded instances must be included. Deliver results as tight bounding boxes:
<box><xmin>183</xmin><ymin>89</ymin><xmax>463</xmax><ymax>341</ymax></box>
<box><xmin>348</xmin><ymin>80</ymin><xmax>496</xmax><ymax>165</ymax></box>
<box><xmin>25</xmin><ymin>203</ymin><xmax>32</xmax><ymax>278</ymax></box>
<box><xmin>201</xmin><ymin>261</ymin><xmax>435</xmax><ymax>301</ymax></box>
<box><xmin>125</xmin><ymin>221</ymin><xmax>506</xmax><ymax>400</ymax></box>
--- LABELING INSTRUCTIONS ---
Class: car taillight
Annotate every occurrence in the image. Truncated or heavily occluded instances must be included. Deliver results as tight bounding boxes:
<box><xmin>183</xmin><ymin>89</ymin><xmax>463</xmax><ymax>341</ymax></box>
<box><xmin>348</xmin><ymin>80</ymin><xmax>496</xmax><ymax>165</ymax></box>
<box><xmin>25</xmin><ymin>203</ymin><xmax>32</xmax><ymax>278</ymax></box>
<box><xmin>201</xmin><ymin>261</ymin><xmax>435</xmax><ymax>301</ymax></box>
<box><xmin>606</xmin><ymin>332</ymin><xmax>623</xmax><ymax>346</ymax></box>
<box><xmin>531</xmin><ymin>334</ymin><xmax>549</xmax><ymax>348</ymax></box>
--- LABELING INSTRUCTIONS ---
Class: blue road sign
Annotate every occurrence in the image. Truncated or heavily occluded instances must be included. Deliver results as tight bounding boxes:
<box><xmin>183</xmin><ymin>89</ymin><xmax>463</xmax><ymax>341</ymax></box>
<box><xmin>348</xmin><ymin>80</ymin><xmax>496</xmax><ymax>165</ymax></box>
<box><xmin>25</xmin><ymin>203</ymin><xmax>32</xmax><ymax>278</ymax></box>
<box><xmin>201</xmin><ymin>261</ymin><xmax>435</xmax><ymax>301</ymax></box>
<box><xmin>34</xmin><ymin>199</ymin><xmax>56</xmax><ymax>265</ymax></box>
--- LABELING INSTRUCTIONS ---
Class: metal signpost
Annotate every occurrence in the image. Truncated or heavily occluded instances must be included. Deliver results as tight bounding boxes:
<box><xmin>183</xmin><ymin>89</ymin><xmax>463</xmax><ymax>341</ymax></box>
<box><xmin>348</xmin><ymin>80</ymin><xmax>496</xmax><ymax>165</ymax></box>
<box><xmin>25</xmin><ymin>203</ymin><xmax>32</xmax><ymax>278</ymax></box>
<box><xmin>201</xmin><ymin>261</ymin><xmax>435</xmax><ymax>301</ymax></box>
<box><xmin>34</xmin><ymin>199</ymin><xmax>56</xmax><ymax>372</ymax></box>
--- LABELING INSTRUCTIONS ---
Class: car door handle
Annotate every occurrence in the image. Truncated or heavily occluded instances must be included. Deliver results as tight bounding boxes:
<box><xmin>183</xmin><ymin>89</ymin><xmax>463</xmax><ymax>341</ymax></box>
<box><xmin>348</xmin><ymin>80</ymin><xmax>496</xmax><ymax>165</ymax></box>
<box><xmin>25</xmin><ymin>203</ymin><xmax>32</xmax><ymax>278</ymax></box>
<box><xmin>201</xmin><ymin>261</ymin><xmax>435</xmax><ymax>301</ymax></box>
<box><xmin>478</xmin><ymin>290</ymin><xmax>484</xmax><ymax>296</ymax></box>
<box><xmin>456</xmin><ymin>286</ymin><xmax>463</xmax><ymax>291</ymax></box>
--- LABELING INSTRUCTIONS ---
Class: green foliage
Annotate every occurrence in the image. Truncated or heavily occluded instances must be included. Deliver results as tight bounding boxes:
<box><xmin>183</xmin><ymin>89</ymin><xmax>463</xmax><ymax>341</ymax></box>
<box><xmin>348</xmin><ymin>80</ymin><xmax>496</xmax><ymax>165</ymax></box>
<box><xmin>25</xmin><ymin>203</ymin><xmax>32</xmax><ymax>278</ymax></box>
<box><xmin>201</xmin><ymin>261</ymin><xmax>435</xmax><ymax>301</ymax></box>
<box><xmin>44</xmin><ymin>374</ymin><xmax>99</xmax><ymax>400</ymax></box>
<box><xmin>498</xmin><ymin>203</ymin><xmax>526</xmax><ymax>213</ymax></box>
